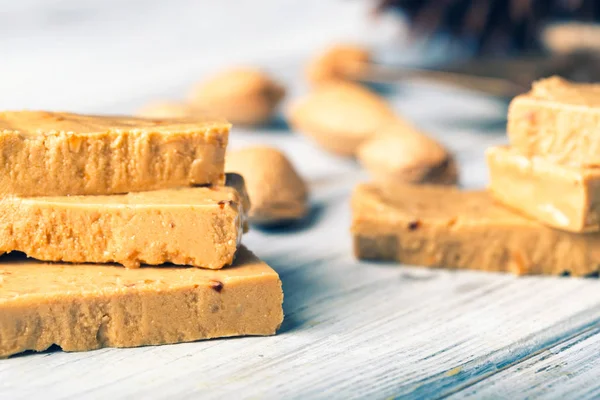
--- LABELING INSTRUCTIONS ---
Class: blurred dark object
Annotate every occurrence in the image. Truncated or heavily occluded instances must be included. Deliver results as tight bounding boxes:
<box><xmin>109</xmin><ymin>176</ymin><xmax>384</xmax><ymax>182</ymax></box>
<box><xmin>357</xmin><ymin>51</ymin><xmax>600</xmax><ymax>98</ymax></box>
<box><xmin>375</xmin><ymin>0</ymin><xmax>600</xmax><ymax>56</ymax></box>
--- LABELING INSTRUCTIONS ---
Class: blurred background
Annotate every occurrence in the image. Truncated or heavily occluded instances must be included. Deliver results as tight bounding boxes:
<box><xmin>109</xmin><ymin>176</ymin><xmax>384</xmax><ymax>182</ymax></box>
<box><xmin>0</xmin><ymin>1</ymin><xmax>397</xmax><ymax>112</ymax></box>
<box><xmin>2</xmin><ymin>0</ymin><xmax>598</xmax><ymax>113</ymax></box>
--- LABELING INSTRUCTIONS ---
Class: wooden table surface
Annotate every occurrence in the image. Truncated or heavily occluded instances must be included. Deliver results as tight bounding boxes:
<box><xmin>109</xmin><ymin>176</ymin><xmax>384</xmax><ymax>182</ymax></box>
<box><xmin>1</xmin><ymin>2</ymin><xmax>599</xmax><ymax>399</ymax></box>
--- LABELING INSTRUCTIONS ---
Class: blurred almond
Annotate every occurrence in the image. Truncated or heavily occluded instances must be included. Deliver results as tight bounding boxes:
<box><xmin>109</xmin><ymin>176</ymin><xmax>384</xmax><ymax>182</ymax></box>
<box><xmin>136</xmin><ymin>101</ymin><xmax>194</xmax><ymax>119</ymax></box>
<box><xmin>189</xmin><ymin>67</ymin><xmax>285</xmax><ymax>126</ymax></box>
<box><xmin>307</xmin><ymin>44</ymin><xmax>370</xmax><ymax>86</ymax></box>
<box><xmin>288</xmin><ymin>82</ymin><xmax>396</xmax><ymax>156</ymax></box>
<box><xmin>226</xmin><ymin>146</ymin><xmax>308</xmax><ymax>225</ymax></box>
<box><xmin>357</xmin><ymin>120</ymin><xmax>458</xmax><ymax>185</ymax></box>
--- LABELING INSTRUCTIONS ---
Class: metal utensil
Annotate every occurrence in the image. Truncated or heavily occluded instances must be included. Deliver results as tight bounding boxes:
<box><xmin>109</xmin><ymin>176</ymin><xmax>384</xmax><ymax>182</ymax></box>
<box><xmin>354</xmin><ymin>51</ymin><xmax>600</xmax><ymax>98</ymax></box>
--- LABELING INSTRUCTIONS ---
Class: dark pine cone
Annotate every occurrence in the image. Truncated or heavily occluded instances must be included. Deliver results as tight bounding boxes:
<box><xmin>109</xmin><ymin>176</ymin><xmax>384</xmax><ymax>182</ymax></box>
<box><xmin>375</xmin><ymin>0</ymin><xmax>600</xmax><ymax>55</ymax></box>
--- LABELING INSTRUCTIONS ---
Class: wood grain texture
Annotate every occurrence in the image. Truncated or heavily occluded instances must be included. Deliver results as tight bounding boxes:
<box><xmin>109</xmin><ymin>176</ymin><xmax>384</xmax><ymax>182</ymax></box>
<box><xmin>2</xmin><ymin>1</ymin><xmax>600</xmax><ymax>399</ymax></box>
<box><xmin>450</xmin><ymin>326</ymin><xmax>600</xmax><ymax>399</ymax></box>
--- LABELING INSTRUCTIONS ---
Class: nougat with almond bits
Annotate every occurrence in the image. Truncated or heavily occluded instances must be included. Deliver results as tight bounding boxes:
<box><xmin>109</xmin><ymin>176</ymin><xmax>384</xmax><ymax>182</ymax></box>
<box><xmin>0</xmin><ymin>111</ymin><xmax>230</xmax><ymax>196</ymax></box>
<box><xmin>487</xmin><ymin>146</ymin><xmax>600</xmax><ymax>233</ymax></box>
<box><xmin>352</xmin><ymin>182</ymin><xmax>600</xmax><ymax>276</ymax></box>
<box><xmin>0</xmin><ymin>174</ymin><xmax>249</xmax><ymax>269</ymax></box>
<box><xmin>507</xmin><ymin>76</ymin><xmax>600</xmax><ymax>165</ymax></box>
<box><xmin>0</xmin><ymin>246</ymin><xmax>284</xmax><ymax>358</ymax></box>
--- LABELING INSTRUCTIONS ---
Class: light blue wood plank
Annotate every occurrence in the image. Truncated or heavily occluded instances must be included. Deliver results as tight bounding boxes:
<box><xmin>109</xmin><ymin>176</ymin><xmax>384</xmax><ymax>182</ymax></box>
<box><xmin>402</xmin><ymin>310</ymin><xmax>600</xmax><ymax>399</ymax></box>
<box><xmin>450</xmin><ymin>326</ymin><xmax>600</xmax><ymax>399</ymax></box>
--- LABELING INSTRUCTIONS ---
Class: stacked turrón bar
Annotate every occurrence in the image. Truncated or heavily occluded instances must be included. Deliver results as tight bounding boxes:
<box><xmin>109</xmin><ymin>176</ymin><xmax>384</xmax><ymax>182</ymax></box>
<box><xmin>0</xmin><ymin>111</ymin><xmax>283</xmax><ymax>358</ymax></box>
<box><xmin>352</xmin><ymin>77</ymin><xmax>600</xmax><ymax>276</ymax></box>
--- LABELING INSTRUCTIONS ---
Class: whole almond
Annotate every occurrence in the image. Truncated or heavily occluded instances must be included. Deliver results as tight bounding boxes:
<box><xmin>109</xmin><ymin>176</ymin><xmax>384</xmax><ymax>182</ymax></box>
<box><xmin>288</xmin><ymin>82</ymin><xmax>396</xmax><ymax>156</ymax></box>
<box><xmin>357</xmin><ymin>121</ymin><xmax>458</xmax><ymax>185</ymax></box>
<box><xmin>306</xmin><ymin>44</ymin><xmax>370</xmax><ymax>87</ymax></box>
<box><xmin>542</xmin><ymin>23</ymin><xmax>600</xmax><ymax>54</ymax></box>
<box><xmin>189</xmin><ymin>68</ymin><xmax>285</xmax><ymax>126</ymax></box>
<box><xmin>226</xmin><ymin>146</ymin><xmax>308</xmax><ymax>225</ymax></box>
<box><xmin>136</xmin><ymin>101</ymin><xmax>194</xmax><ymax>119</ymax></box>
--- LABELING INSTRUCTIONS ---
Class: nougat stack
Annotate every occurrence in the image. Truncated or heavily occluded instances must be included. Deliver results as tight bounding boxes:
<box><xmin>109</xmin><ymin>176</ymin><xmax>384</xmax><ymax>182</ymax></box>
<box><xmin>0</xmin><ymin>111</ymin><xmax>283</xmax><ymax>358</ymax></box>
<box><xmin>352</xmin><ymin>77</ymin><xmax>600</xmax><ymax>276</ymax></box>
<box><xmin>490</xmin><ymin>77</ymin><xmax>600</xmax><ymax>233</ymax></box>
